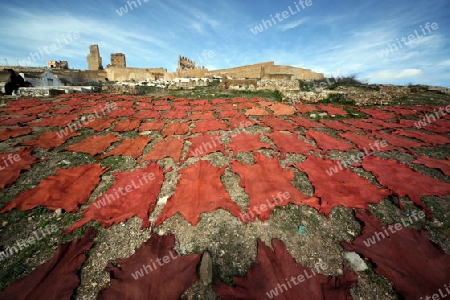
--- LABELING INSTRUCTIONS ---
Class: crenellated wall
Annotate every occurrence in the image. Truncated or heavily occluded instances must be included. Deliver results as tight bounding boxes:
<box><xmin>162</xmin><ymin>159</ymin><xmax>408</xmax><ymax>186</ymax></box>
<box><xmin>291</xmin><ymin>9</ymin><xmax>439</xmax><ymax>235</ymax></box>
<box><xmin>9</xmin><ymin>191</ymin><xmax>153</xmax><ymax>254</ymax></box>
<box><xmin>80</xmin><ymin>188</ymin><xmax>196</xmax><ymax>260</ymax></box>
<box><xmin>105</xmin><ymin>67</ymin><xmax>167</xmax><ymax>82</ymax></box>
<box><xmin>0</xmin><ymin>46</ymin><xmax>324</xmax><ymax>89</ymax></box>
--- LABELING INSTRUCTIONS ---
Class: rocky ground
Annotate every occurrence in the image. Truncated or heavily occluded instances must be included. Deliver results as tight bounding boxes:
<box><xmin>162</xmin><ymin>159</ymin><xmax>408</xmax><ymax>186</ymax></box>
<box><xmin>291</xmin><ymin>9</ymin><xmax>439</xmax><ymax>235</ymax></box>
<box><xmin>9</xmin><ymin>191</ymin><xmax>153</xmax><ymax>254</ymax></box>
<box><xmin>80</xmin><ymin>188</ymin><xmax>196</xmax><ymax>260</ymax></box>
<box><xmin>0</xmin><ymin>84</ymin><xmax>449</xmax><ymax>299</ymax></box>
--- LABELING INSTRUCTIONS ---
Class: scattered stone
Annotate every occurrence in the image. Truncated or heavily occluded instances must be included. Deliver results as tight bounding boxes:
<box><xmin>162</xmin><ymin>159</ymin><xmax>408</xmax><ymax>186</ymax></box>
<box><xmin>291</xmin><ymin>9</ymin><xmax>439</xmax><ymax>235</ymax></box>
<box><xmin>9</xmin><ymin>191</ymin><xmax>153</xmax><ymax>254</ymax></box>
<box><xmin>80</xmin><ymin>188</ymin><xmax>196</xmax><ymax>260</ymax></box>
<box><xmin>310</xmin><ymin>114</ymin><xmax>317</xmax><ymax>118</ymax></box>
<box><xmin>318</xmin><ymin>113</ymin><xmax>328</xmax><ymax>117</ymax></box>
<box><xmin>297</xmin><ymin>225</ymin><xmax>310</xmax><ymax>236</ymax></box>
<box><xmin>257</xmin><ymin>79</ymin><xmax>299</xmax><ymax>91</ymax></box>
<box><xmin>102</xmin><ymin>84</ymin><xmax>144</xmax><ymax>95</ymax></box>
<box><xmin>55</xmin><ymin>208</ymin><xmax>63</xmax><ymax>216</ymax></box>
<box><xmin>433</xmin><ymin>220</ymin><xmax>444</xmax><ymax>227</ymax></box>
<box><xmin>344</xmin><ymin>251</ymin><xmax>368</xmax><ymax>271</ymax></box>
<box><xmin>282</xmin><ymin>84</ymin><xmax>412</xmax><ymax>105</ymax></box>
<box><xmin>282</xmin><ymin>90</ymin><xmax>341</xmax><ymax>103</ymax></box>
<box><xmin>199</xmin><ymin>251</ymin><xmax>213</xmax><ymax>286</ymax></box>
<box><xmin>157</xmin><ymin>196</ymin><xmax>169</xmax><ymax>205</ymax></box>
<box><xmin>335</xmin><ymin>85</ymin><xmax>411</xmax><ymax>105</ymax></box>
<box><xmin>168</xmin><ymin>78</ymin><xmax>211</xmax><ymax>90</ymax></box>
<box><xmin>427</xmin><ymin>86</ymin><xmax>450</xmax><ymax>95</ymax></box>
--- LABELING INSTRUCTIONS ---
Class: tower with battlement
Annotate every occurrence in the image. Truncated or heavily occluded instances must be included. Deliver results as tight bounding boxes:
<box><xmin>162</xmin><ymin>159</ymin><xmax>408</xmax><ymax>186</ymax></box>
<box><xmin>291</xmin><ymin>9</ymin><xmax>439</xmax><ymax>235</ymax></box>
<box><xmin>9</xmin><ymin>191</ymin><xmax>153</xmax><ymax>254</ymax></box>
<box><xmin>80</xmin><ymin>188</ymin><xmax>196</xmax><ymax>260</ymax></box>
<box><xmin>110</xmin><ymin>53</ymin><xmax>126</xmax><ymax>68</ymax></box>
<box><xmin>177</xmin><ymin>55</ymin><xmax>197</xmax><ymax>71</ymax></box>
<box><xmin>87</xmin><ymin>45</ymin><xmax>103</xmax><ymax>70</ymax></box>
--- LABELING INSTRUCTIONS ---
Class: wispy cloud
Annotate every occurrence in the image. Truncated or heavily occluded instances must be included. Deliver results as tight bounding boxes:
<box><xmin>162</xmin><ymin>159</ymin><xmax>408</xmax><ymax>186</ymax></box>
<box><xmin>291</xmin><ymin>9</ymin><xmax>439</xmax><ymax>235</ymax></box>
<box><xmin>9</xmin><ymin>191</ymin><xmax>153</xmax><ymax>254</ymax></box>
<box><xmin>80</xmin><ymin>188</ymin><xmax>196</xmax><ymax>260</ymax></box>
<box><xmin>0</xmin><ymin>0</ymin><xmax>448</xmax><ymax>85</ymax></box>
<box><xmin>279</xmin><ymin>18</ymin><xmax>309</xmax><ymax>31</ymax></box>
<box><xmin>438</xmin><ymin>60</ymin><xmax>450</xmax><ymax>67</ymax></box>
<box><xmin>370</xmin><ymin>69</ymin><xmax>423</xmax><ymax>81</ymax></box>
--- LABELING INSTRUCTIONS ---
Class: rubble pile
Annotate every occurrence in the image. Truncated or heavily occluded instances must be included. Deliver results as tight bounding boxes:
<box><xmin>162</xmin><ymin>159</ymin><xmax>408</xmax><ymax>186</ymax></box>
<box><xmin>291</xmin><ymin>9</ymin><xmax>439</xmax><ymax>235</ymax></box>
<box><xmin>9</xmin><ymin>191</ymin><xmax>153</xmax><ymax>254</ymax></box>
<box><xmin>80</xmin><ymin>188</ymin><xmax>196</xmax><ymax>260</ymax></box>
<box><xmin>257</xmin><ymin>79</ymin><xmax>299</xmax><ymax>91</ymax></box>
<box><xmin>102</xmin><ymin>84</ymin><xmax>144</xmax><ymax>95</ymax></box>
<box><xmin>336</xmin><ymin>85</ymin><xmax>411</xmax><ymax>105</ymax></box>
<box><xmin>282</xmin><ymin>85</ymin><xmax>412</xmax><ymax>105</ymax></box>
<box><xmin>281</xmin><ymin>90</ymin><xmax>341</xmax><ymax>103</ymax></box>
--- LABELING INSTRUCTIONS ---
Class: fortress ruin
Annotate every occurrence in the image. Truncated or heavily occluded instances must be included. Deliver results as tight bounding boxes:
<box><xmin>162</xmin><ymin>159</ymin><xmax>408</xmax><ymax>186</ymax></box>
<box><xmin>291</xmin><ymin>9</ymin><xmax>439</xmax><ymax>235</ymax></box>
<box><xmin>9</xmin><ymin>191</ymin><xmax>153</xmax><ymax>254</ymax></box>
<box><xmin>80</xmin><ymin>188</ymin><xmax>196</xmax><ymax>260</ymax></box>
<box><xmin>178</xmin><ymin>56</ymin><xmax>198</xmax><ymax>71</ymax></box>
<box><xmin>1</xmin><ymin>45</ymin><xmax>324</xmax><ymax>92</ymax></box>
<box><xmin>85</xmin><ymin>45</ymin><xmax>323</xmax><ymax>82</ymax></box>
<box><xmin>109</xmin><ymin>53</ymin><xmax>126</xmax><ymax>68</ymax></box>
<box><xmin>86</xmin><ymin>45</ymin><xmax>103</xmax><ymax>71</ymax></box>
<box><xmin>48</xmin><ymin>60</ymin><xmax>69</xmax><ymax>69</ymax></box>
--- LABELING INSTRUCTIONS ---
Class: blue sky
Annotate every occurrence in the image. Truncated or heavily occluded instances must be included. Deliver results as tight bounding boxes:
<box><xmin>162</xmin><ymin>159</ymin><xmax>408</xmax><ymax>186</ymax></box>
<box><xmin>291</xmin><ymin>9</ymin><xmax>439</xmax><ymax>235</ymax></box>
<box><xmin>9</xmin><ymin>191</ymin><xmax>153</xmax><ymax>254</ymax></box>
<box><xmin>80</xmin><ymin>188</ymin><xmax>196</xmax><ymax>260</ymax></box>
<box><xmin>0</xmin><ymin>0</ymin><xmax>448</xmax><ymax>86</ymax></box>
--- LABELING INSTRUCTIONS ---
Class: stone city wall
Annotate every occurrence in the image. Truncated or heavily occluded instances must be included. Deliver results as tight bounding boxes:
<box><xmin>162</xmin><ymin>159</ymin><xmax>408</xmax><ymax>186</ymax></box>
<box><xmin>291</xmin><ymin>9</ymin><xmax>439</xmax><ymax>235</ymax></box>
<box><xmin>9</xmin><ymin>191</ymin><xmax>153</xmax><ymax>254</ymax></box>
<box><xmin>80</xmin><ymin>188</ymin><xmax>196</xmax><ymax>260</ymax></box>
<box><xmin>173</xmin><ymin>68</ymin><xmax>208</xmax><ymax>79</ymax></box>
<box><xmin>105</xmin><ymin>67</ymin><xmax>167</xmax><ymax>82</ymax></box>
<box><xmin>207</xmin><ymin>62</ymin><xmax>274</xmax><ymax>79</ymax></box>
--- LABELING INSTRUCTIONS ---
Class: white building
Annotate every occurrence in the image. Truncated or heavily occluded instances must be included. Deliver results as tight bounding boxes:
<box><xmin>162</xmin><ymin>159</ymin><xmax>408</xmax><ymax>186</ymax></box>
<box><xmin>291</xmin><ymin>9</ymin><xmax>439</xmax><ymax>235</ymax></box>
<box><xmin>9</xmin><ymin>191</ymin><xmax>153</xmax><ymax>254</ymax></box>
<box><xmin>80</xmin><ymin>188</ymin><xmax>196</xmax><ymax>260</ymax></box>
<box><xmin>22</xmin><ymin>71</ymin><xmax>66</xmax><ymax>87</ymax></box>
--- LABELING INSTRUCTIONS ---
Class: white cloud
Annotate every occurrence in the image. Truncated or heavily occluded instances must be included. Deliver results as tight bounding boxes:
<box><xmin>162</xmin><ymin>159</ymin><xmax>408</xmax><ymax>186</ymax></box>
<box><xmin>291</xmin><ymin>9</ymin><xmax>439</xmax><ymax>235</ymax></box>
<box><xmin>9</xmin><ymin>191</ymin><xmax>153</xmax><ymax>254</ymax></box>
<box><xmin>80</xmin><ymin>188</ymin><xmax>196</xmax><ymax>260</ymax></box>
<box><xmin>403</xmin><ymin>34</ymin><xmax>443</xmax><ymax>51</ymax></box>
<box><xmin>190</xmin><ymin>22</ymin><xmax>205</xmax><ymax>34</ymax></box>
<box><xmin>279</xmin><ymin>18</ymin><xmax>309</xmax><ymax>31</ymax></box>
<box><xmin>438</xmin><ymin>60</ymin><xmax>450</xmax><ymax>67</ymax></box>
<box><xmin>0</xmin><ymin>8</ymin><xmax>178</xmax><ymax>68</ymax></box>
<box><xmin>369</xmin><ymin>69</ymin><xmax>423</xmax><ymax>81</ymax></box>
<box><xmin>0</xmin><ymin>0</ymin><xmax>448</xmax><ymax>86</ymax></box>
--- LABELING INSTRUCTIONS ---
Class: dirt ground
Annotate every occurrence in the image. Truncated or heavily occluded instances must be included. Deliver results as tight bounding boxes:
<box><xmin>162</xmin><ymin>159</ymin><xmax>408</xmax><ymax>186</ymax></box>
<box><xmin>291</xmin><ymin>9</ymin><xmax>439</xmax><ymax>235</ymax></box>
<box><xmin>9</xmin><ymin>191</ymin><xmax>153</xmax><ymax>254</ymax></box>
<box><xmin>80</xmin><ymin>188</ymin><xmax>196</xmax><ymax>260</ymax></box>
<box><xmin>0</xmin><ymin>88</ymin><xmax>449</xmax><ymax>300</ymax></box>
